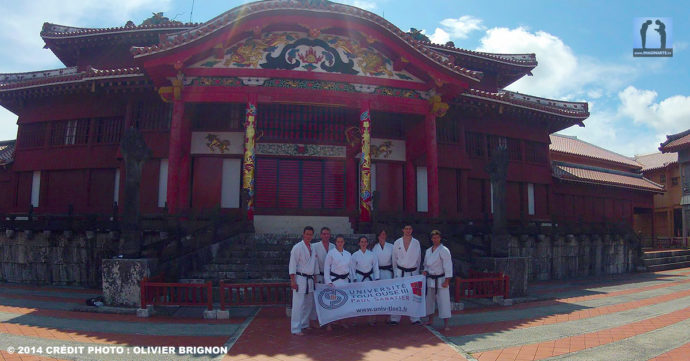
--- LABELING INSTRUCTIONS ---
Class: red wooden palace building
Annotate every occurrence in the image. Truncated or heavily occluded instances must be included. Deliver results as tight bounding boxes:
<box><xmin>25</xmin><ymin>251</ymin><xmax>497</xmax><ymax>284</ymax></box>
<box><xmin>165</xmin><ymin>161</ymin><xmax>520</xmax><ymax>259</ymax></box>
<box><xmin>0</xmin><ymin>0</ymin><xmax>662</xmax><ymax>232</ymax></box>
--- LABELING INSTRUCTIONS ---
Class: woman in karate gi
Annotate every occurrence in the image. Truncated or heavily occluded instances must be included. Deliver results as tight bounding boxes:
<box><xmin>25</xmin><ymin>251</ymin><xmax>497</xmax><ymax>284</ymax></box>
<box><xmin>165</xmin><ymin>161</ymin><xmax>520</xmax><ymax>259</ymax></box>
<box><xmin>372</xmin><ymin>229</ymin><xmax>394</xmax><ymax>324</ymax></box>
<box><xmin>390</xmin><ymin>224</ymin><xmax>422</xmax><ymax>325</ymax></box>
<box><xmin>372</xmin><ymin>229</ymin><xmax>393</xmax><ymax>280</ymax></box>
<box><xmin>351</xmin><ymin>235</ymin><xmax>379</xmax><ymax>325</ymax></box>
<box><xmin>422</xmin><ymin>229</ymin><xmax>453</xmax><ymax>331</ymax></box>
<box><xmin>324</xmin><ymin>234</ymin><xmax>353</xmax><ymax>331</ymax></box>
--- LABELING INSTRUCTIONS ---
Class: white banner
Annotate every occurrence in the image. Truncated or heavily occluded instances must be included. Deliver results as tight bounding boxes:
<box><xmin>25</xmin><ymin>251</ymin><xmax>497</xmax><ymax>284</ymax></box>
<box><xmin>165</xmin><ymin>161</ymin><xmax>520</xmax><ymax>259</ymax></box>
<box><xmin>313</xmin><ymin>275</ymin><xmax>426</xmax><ymax>325</ymax></box>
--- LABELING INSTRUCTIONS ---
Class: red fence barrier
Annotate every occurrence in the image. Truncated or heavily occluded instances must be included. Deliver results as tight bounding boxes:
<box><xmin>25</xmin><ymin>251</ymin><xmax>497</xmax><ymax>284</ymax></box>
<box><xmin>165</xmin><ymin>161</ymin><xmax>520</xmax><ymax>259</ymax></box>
<box><xmin>652</xmin><ymin>237</ymin><xmax>689</xmax><ymax>249</ymax></box>
<box><xmin>454</xmin><ymin>273</ymin><xmax>509</xmax><ymax>300</ymax></box>
<box><xmin>219</xmin><ymin>281</ymin><xmax>291</xmax><ymax>310</ymax></box>
<box><xmin>140</xmin><ymin>279</ymin><xmax>212</xmax><ymax>310</ymax></box>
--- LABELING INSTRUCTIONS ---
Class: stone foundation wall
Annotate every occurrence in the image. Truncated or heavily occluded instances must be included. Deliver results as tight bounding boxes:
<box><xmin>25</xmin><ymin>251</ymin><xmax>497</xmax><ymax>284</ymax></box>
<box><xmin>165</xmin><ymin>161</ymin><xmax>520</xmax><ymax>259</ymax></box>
<box><xmin>504</xmin><ymin>233</ymin><xmax>640</xmax><ymax>281</ymax></box>
<box><xmin>0</xmin><ymin>231</ymin><xmax>116</xmax><ymax>287</ymax></box>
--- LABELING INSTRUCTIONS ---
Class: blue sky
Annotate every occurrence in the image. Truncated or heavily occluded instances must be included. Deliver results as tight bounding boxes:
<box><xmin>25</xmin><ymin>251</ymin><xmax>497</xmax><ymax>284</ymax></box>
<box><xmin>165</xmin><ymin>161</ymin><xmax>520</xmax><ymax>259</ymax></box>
<box><xmin>0</xmin><ymin>0</ymin><xmax>688</xmax><ymax>157</ymax></box>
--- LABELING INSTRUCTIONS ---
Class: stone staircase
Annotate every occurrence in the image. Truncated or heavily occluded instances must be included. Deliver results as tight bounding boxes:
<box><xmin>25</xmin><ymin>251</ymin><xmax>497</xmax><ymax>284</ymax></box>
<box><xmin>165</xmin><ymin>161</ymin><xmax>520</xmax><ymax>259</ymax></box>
<box><xmin>642</xmin><ymin>249</ymin><xmax>690</xmax><ymax>271</ymax></box>
<box><xmin>185</xmin><ymin>233</ymin><xmax>373</xmax><ymax>283</ymax></box>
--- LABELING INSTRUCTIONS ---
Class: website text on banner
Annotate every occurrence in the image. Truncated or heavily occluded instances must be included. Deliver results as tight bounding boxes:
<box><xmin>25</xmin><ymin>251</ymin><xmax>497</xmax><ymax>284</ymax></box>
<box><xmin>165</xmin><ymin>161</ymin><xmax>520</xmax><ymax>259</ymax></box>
<box><xmin>313</xmin><ymin>275</ymin><xmax>426</xmax><ymax>325</ymax></box>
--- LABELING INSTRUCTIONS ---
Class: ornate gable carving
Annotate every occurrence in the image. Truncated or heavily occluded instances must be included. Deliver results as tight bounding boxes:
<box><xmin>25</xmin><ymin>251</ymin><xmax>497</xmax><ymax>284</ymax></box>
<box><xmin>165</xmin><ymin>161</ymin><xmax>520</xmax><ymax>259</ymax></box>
<box><xmin>191</xmin><ymin>32</ymin><xmax>422</xmax><ymax>82</ymax></box>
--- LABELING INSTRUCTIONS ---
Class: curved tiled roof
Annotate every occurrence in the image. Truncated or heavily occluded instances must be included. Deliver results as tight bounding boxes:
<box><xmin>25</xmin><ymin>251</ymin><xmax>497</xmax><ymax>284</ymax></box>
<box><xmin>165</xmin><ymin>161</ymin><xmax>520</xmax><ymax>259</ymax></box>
<box><xmin>634</xmin><ymin>152</ymin><xmax>678</xmax><ymax>172</ymax></box>
<box><xmin>549</xmin><ymin>134</ymin><xmax>640</xmax><ymax>169</ymax></box>
<box><xmin>0</xmin><ymin>67</ymin><xmax>145</xmax><ymax>92</ymax></box>
<box><xmin>41</xmin><ymin>22</ymin><xmax>196</xmax><ymax>39</ymax></box>
<box><xmin>553</xmin><ymin>161</ymin><xmax>663</xmax><ymax>193</ymax></box>
<box><xmin>461</xmin><ymin>89</ymin><xmax>589</xmax><ymax>119</ymax></box>
<box><xmin>660</xmin><ymin>129</ymin><xmax>690</xmax><ymax>153</ymax></box>
<box><xmin>425</xmin><ymin>42</ymin><xmax>537</xmax><ymax>67</ymax></box>
<box><xmin>0</xmin><ymin>140</ymin><xmax>15</xmax><ymax>166</ymax></box>
<box><xmin>130</xmin><ymin>0</ymin><xmax>483</xmax><ymax>82</ymax></box>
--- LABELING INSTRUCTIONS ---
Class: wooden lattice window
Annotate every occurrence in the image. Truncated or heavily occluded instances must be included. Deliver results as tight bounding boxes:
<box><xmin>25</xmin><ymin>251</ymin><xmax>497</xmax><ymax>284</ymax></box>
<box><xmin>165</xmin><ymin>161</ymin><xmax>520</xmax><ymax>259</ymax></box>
<box><xmin>436</xmin><ymin>117</ymin><xmax>460</xmax><ymax>143</ymax></box>
<box><xmin>134</xmin><ymin>102</ymin><xmax>171</xmax><ymax>130</ymax></box>
<box><xmin>507</xmin><ymin>138</ymin><xmax>522</xmax><ymax>161</ymax></box>
<box><xmin>371</xmin><ymin>111</ymin><xmax>408</xmax><ymax>139</ymax></box>
<box><xmin>465</xmin><ymin>132</ymin><xmax>485</xmax><ymax>158</ymax></box>
<box><xmin>257</xmin><ymin>104</ymin><xmax>353</xmax><ymax>143</ymax></box>
<box><xmin>254</xmin><ymin>158</ymin><xmax>346</xmax><ymax>209</ymax></box>
<box><xmin>17</xmin><ymin>122</ymin><xmax>47</xmax><ymax>148</ymax></box>
<box><xmin>524</xmin><ymin>141</ymin><xmax>547</xmax><ymax>163</ymax></box>
<box><xmin>95</xmin><ymin>117</ymin><xmax>123</xmax><ymax>144</ymax></box>
<box><xmin>487</xmin><ymin>135</ymin><xmax>508</xmax><ymax>158</ymax></box>
<box><xmin>191</xmin><ymin>103</ymin><xmax>244</xmax><ymax>131</ymax></box>
<box><xmin>50</xmin><ymin>119</ymin><xmax>90</xmax><ymax>146</ymax></box>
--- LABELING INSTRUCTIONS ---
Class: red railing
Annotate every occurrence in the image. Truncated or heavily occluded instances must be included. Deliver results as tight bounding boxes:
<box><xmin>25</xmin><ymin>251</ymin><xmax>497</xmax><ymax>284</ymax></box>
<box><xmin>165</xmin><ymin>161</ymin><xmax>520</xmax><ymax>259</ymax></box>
<box><xmin>140</xmin><ymin>278</ymin><xmax>212</xmax><ymax>310</ymax></box>
<box><xmin>219</xmin><ymin>281</ymin><xmax>291</xmax><ymax>310</ymax></box>
<box><xmin>652</xmin><ymin>237</ymin><xmax>689</xmax><ymax>249</ymax></box>
<box><xmin>455</xmin><ymin>272</ymin><xmax>509</xmax><ymax>300</ymax></box>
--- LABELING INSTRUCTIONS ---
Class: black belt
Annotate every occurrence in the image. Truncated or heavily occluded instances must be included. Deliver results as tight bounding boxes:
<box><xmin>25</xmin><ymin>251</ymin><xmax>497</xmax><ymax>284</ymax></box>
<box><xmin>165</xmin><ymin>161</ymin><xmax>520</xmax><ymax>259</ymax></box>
<box><xmin>330</xmin><ymin>272</ymin><xmax>350</xmax><ymax>283</ymax></box>
<box><xmin>296</xmin><ymin>272</ymin><xmax>314</xmax><ymax>294</ymax></box>
<box><xmin>426</xmin><ymin>273</ymin><xmax>444</xmax><ymax>296</ymax></box>
<box><xmin>379</xmin><ymin>265</ymin><xmax>393</xmax><ymax>274</ymax></box>
<box><xmin>397</xmin><ymin>265</ymin><xmax>417</xmax><ymax>277</ymax></box>
<box><xmin>356</xmin><ymin>269</ymin><xmax>374</xmax><ymax>281</ymax></box>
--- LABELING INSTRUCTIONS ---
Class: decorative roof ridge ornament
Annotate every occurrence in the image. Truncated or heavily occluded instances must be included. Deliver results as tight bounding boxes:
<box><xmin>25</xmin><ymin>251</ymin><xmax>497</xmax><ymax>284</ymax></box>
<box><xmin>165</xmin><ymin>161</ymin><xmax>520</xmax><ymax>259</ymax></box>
<box><xmin>158</xmin><ymin>61</ymin><xmax>184</xmax><ymax>102</ymax></box>
<box><xmin>429</xmin><ymin>94</ymin><xmax>449</xmax><ymax>118</ymax></box>
<box><xmin>130</xmin><ymin>0</ymin><xmax>483</xmax><ymax>83</ymax></box>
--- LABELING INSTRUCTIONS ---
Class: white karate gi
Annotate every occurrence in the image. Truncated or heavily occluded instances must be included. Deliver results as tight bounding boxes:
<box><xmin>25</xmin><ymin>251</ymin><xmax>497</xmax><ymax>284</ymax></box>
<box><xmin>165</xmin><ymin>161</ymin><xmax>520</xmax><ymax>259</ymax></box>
<box><xmin>390</xmin><ymin>237</ymin><xmax>421</xmax><ymax>323</ymax></box>
<box><xmin>351</xmin><ymin>249</ymin><xmax>379</xmax><ymax>282</ymax></box>
<box><xmin>288</xmin><ymin>240</ymin><xmax>319</xmax><ymax>334</ymax></box>
<box><xmin>324</xmin><ymin>248</ymin><xmax>353</xmax><ymax>286</ymax></box>
<box><xmin>372</xmin><ymin>242</ymin><xmax>394</xmax><ymax>280</ymax></box>
<box><xmin>313</xmin><ymin>240</ymin><xmax>334</xmax><ymax>284</ymax></box>
<box><xmin>424</xmin><ymin>245</ymin><xmax>453</xmax><ymax>319</ymax></box>
<box><xmin>309</xmin><ymin>240</ymin><xmax>334</xmax><ymax>321</ymax></box>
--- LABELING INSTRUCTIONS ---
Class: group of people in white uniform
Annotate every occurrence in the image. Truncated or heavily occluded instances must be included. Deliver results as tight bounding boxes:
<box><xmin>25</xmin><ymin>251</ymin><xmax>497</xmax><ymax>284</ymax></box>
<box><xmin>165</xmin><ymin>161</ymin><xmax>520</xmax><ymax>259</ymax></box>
<box><xmin>288</xmin><ymin>225</ymin><xmax>453</xmax><ymax>336</ymax></box>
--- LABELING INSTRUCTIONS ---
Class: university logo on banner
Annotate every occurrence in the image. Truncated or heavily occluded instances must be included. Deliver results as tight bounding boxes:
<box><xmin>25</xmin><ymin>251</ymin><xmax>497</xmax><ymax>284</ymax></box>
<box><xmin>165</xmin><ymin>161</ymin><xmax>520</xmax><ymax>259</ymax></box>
<box><xmin>317</xmin><ymin>288</ymin><xmax>348</xmax><ymax>310</ymax></box>
<box><xmin>313</xmin><ymin>275</ymin><xmax>426</xmax><ymax>326</ymax></box>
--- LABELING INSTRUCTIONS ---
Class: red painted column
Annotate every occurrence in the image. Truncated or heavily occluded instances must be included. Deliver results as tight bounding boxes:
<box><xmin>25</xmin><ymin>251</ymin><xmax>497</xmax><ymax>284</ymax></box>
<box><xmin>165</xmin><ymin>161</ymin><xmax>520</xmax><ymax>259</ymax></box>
<box><xmin>166</xmin><ymin>100</ymin><xmax>184</xmax><ymax>214</ymax></box>
<box><xmin>405</xmin><ymin>159</ymin><xmax>416</xmax><ymax>213</ymax></box>
<box><xmin>425</xmin><ymin>113</ymin><xmax>440</xmax><ymax>217</ymax></box>
<box><xmin>177</xmin><ymin>114</ymin><xmax>192</xmax><ymax>211</ymax></box>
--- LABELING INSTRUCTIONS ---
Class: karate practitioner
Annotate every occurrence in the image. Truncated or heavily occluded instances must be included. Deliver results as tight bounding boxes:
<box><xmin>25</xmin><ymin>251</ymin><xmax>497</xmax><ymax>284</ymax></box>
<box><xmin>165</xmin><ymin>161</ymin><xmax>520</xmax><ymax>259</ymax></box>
<box><xmin>372</xmin><ymin>229</ymin><xmax>394</xmax><ymax>280</ymax></box>
<box><xmin>351</xmin><ymin>235</ymin><xmax>379</xmax><ymax>325</ymax></box>
<box><xmin>351</xmin><ymin>236</ymin><xmax>379</xmax><ymax>282</ymax></box>
<box><xmin>423</xmin><ymin>230</ymin><xmax>453</xmax><ymax>331</ymax></box>
<box><xmin>372</xmin><ymin>229</ymin><xmax>394</xmax><ymax>324</ymax></box>
<box><xmin>324</xmin><ymin>234</ymin><xmax>353</xmax><ymax>331</ymax></box>
<box><xmin>310</xmin><ymin>227</ymin><xmax>334</xmax><ymax>324</ymax></box>
<box><xmin>288</xmin><ymin>226</ymin><xmax>319</xmax><ymax>336</ymax></box>
<box><xmin>390</xmin><ymin>224</ymin><xmax>422</xmax><ymax>325</ymax></box>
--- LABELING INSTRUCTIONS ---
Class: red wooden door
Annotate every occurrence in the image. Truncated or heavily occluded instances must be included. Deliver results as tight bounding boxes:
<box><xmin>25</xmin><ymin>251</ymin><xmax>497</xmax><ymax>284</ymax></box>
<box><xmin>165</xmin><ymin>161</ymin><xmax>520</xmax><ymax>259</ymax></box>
<box><xmin>192</xmin><ymin>157</ymin><xmax>222</xmax><ymax>209</ymax></box>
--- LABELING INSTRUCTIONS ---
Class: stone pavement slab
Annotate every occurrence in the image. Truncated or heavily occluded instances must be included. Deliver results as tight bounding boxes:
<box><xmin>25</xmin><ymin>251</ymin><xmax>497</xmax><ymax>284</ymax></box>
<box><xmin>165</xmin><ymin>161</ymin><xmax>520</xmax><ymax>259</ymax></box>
<box><xmin>225</xmin><ymin>307</ymin><xmax>467</xmax><ymax>361</ymax></box>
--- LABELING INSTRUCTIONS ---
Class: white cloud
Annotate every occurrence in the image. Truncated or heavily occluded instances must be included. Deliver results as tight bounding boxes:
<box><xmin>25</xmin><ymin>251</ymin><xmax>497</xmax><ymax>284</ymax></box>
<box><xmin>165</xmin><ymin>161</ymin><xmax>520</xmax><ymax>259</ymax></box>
<box><xmin>0</xmin><ymin>0</ymin><xmax>172</xmax><ymax>72</ymax></box>
<box><xmin>471</xmin><ymin>25</ymin><xmax>689</xmax><ymax>156</ymax></box>
<box><xmin>425</xmin><ymin>15</ymin><xmax>484</xmax><ymax>45</ymax></box>
<box><xmin>0</xmin><ymin>109</ymin><xmax>17</xmax><ymax>141</ymax></box>
<box><xmin>559</xmin><ymin>86</ymin><xmax>690</xmax><ymax>156</ymax></box>
<box><xmin>618</xmin><ymin>86</ymin><xmax>690</xmax><ymax>137</ymax></box>
<box><xmin>439</xmin><ymin>16</ymin><xmax>484</xmax><ymax>39</ymax></box>
<box><xmin>476</xmin><ymin>27</ymin><xmax>638</xmax><ymax>100</ymax></box>
<box><xmin>0</xmin><ymin>0</ymin><xmax>171</xmax><ymax>140</ymax></box>
<box><xmin>428</xmin><ymin>28</ymin><xmax>450</xmax><ymax>44</ymax></box>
